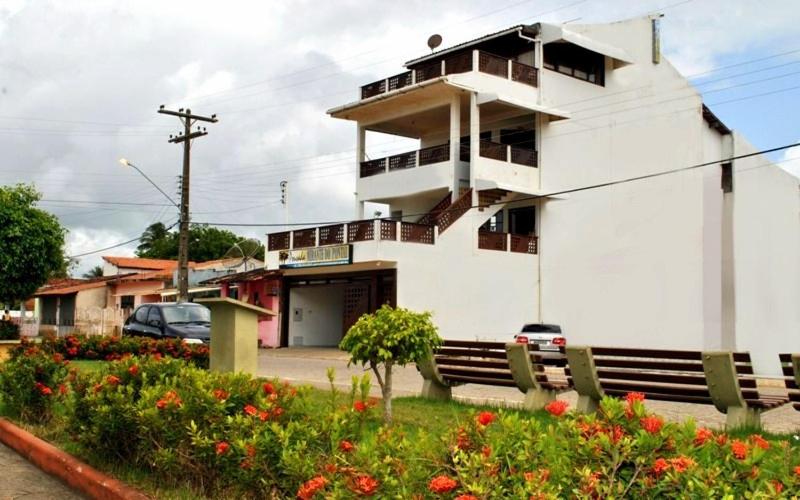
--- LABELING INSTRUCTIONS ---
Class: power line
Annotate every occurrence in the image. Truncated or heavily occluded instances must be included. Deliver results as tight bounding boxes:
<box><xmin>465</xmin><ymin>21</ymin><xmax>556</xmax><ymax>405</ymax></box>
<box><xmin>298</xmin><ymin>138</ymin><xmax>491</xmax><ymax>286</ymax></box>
<box><xmin>67</xmin><ymin>220</ymin><xmax>179</xmax><ymax>259</ymax></box>
<box><xmin>191</xmin><ymin>141</ymin><xmax>800</xmax><ymax>227</ymax></box>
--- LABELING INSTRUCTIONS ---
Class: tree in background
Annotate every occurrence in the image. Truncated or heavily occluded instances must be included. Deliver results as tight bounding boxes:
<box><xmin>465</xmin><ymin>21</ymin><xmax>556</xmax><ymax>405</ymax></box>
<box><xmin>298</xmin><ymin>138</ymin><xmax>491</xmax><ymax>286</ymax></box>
<box><xmin>135</xmin><ymin>222</ymin><xmax>263</xmax><ymax>263</ymax></box>
<box><xmin>82</xmin><ymin>266</ymin><xmax>104</xmax><ymax>278</ymax></box>
<box><xmin>339</xmin><ymin>305</ymin><xmax>442</xmax><ymax>424</ymax></box>
<box><xmin>0</xmin><ymin>184</ymin><xmax>67</xmax><ymax>306</ymax></box>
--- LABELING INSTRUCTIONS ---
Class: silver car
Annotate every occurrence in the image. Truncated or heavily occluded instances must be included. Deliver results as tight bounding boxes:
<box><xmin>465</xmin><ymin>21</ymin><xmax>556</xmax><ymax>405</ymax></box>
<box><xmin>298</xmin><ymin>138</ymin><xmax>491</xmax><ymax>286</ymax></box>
<box><xmin>513</xmin><ymin>324</ymin><xmax>566</xmax><ymax>366</ymax></box>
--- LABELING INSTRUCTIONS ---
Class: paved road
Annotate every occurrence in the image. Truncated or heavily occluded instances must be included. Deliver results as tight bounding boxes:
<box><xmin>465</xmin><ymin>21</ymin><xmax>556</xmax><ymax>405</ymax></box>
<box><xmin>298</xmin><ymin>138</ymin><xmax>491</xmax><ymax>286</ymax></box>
<box><xmin>0</xmin><ymin>442</ymin><xmax>84</xmax><ymax>500</ymax></box>
<box><xmin>258</xmin><ymin>348</ymin><xmax>800</xmax><ymax>434</ymax></box>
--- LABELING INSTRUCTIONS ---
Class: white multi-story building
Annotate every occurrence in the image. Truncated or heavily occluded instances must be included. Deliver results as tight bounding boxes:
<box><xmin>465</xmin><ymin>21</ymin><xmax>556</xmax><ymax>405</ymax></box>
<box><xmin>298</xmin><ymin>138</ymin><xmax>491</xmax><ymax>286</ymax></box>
<box><xmin>255</xmin><ymin>16</ymin><xmax>799</xmax><ymax>374</ymax></box>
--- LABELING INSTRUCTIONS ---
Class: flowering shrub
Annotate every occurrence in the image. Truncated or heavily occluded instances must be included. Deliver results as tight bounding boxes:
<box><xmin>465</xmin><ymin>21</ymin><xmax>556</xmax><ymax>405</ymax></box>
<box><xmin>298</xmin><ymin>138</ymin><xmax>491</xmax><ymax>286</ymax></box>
<box><xmin>11</xmin><ymin>335</ymin><xmax>209</xmax><ymax>367</ymax></box>
<box><xmin>3</xmin><ymin>349</ymin><xmax>800</xmax><ymax>497</ymax></box>
<box><xmin>0</xmin><ymin>345</ymin><xmax>68</xmax><ymax>422</ymax></box>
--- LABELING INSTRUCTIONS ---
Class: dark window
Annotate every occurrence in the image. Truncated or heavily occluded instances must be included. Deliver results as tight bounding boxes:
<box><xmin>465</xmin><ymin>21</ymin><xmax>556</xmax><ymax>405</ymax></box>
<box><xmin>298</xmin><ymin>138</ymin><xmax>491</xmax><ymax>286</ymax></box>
<box><xmin>721</xmin><ymin>163</ymin><xmax>733</xmax><ymax>193</ymax></box>
<box><xmin>543</xmin><ymin>42</ymin><xmax>605</xmax><ymax>86</ymax></box>
<box><xmin>522</xmin><ymin>324</ymin><xmax>561</xmax><ymax>333</ymax></box>
<box><xmin>500</xmin><ymin>128</ymin><xmax>535</xmax><ymax>150</ymax></box>
<box><xmin>134</xmin><ymin>306</ymin><xmax>149</xmax><ymax>324</ymax></box>
<box><xmin>147</xmin><ymin>307</ymin><xmax>161</xmax><ymax>325</ymax></box>
<box><xmin>120</xmin><ymin>295</ymin><xmax>134</xmax><ymax>309</ymax></box>
<box><xmin>509</xmin><ymin>206</ymin><xmax>536</xmax><ymax>235</ymax></box>
<box><xmin>480</xmin><ymin>210</ymin><xmax>504</xmax><ymax>233</ymax></box>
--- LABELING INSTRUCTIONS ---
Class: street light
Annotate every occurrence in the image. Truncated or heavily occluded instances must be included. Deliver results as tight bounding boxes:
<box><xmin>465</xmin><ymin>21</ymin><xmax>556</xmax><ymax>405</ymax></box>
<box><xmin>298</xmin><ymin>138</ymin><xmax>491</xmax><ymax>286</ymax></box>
<box><xmin>119</xmin><ymin>157</ymin><xmax>189</xmax><ymax>302</ymax></box>
<box><xmin>118</xmin><ymin>158</ymin><xmax>179</xmax><ymax>208</ymax></box>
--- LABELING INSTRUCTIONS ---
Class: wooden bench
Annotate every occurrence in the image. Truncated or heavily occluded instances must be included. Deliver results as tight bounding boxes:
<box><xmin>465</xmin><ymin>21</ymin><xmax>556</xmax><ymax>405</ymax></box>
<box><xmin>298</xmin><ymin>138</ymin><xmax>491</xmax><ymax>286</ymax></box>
<box><xmin>417</xmin><ymin>340</ymin><xmax>570</xmax><ymax>410</ymax></box>
<box><xmin>779</xmin><ymin>353</ymin><xmax>800</xmax><ymax>411</ymax></box>
<box><xmin>565</xmin><ymin>346</ymin><xmax>787</xmax><ymax>429</ymax></box>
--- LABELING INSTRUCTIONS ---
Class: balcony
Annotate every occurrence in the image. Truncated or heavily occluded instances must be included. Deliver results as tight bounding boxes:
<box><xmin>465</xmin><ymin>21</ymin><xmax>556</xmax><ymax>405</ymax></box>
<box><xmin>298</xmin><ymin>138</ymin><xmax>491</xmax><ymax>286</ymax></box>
<box><xmin>478</xmin><ymin>230</ymin><xmax>538</xmax><ymax>254</ymax></box>
<box><xmin>360</xmin><ymin>50</ymin><xmax>538</xmax><ymax>100</ymax></box>
<box><xmin>267</xmin><ymin>219</ymin><xmax>435</xmax><ymax>254</ymax></box>
<box><xmin>360</xmin><ymin>143</ymin><xmax>451</xmax><ymax>178</ymax></box>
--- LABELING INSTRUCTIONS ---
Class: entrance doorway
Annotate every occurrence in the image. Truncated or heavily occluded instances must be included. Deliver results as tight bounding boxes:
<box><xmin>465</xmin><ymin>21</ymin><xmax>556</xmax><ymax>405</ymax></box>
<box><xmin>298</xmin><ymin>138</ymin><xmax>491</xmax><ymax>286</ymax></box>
<box><xmin>280</xmin><ymin>270</ymin><xmax>396</xmax><ymax>347</ymax></box>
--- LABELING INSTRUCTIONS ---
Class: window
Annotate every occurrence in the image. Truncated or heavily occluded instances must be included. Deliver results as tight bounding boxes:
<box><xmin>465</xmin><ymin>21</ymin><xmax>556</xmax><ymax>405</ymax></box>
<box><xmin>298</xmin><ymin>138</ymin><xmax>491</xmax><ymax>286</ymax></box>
<box><xmin>509</xmin><ymin>206</ymin><xmax>536</xmax><ymax>235</ymax></box>
<box><xmin>721</xmin><ymin>163</ymin><xmax>733</xmax><ymax>193</ymax></box>
<box><xmin>147</xmin><ymin>307</ymin><xmax>162</xmax><ymax>325</ymax></box>
<box><xmin>161</xmin><ymin>305</ymin><xmax>210</xmax><ymax>324</ymax></box>
<box><xmin>480</xmin><ymin>210</ymin><xmax>504</xmax><ymax>233</ymax></box>
<box><xmin>543</xmin><ymin>42</ymin><xmax>605</xmax><ymax>85</ymax></box>
<box><xmin>134</xmin><ymin>306</ymin><xmax>149</xmax><ymax>324</ymax></box>
<box><xmin>500</xmin><ymin>128</ymin><xmax>535</xmax><ymax>150</ymax></box>
<box><xmin>120</xmin><ymin>295</ymin><xmax>134</xmax><ymax>309</ymax></box>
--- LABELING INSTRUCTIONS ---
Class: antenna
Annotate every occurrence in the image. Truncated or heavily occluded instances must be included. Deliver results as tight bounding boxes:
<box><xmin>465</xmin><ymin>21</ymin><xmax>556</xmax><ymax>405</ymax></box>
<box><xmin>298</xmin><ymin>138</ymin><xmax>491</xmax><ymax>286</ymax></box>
<box><xmin>221</xmin><ymin>238</ymin><xmax>263</xmax><ymax>272</ymax></box>
<box><xmin>427</xmin><ymin>34</ymin><xmax>442</xmax><ymax>52</ymax></box>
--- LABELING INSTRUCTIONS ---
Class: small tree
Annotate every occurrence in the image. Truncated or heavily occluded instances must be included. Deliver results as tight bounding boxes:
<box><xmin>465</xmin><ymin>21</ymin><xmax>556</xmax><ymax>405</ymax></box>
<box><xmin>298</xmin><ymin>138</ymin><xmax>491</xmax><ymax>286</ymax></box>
<box><xmin>0</xmin><ymin>184</ymin><xmax>66</xmax><ymax>306</ymax></box>
<box><xmin>339</xmin><ymin>305</ymin><xmax>442</xmax><ymax>424</ymax></box>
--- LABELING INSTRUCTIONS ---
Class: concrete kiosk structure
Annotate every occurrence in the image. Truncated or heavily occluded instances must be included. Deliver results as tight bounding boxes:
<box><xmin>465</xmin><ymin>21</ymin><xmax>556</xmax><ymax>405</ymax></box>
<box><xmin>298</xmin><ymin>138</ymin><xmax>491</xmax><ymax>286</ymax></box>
<box><xmin>197</xmin><ymin>298</ymin><xmax>276</xmax><ymax>375</ymax></box>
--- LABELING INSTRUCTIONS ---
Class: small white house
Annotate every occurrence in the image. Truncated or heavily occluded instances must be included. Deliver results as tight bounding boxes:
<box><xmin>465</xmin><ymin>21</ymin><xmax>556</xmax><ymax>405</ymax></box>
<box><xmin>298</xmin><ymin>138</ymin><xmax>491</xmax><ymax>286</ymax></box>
<box><xmin>259</xmin><ymin>16</ymin><xmax>799</xmax><ymax>375</ymax></box>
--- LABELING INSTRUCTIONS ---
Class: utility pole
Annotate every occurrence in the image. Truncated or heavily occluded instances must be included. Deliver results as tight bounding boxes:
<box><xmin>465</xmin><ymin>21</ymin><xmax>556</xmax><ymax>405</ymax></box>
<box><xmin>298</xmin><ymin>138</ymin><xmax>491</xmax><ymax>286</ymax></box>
<box><xmin>158</xmin><ymin>105</ymin><xmax>218</xmax><ymax>302</ymax></box>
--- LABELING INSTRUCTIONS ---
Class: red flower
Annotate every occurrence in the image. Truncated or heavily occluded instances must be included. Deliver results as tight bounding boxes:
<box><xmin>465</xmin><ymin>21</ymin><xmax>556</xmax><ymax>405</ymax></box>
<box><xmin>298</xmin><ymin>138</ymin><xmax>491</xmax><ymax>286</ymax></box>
<box><xmin>750</xmin><ymin>434</ymin><xmax>770</xmax><ymax>450</ymax></box>
<box><xmin>246</xmin><ymin>444</ymin><xmax>256</xmax><ymax>457</ymax></box>
<box><xmin>456</xmin><ymin>427</ymin><xmax>470</xmax><ymax>450</ymax></box>
<box><xmin>156</xmin><ymin>399</ymin><xmax>167</xmax><ymax>410</ymax></box>
<box><xmin>244</xmin><ymin>404</ymin><xmax>258</xmax><ymax>416</ymax></box>
<box><xmin>212</xmin><ymin>388</ymin><xmax>228</xmax><ymax>401</ymax></box>
<box><xmin>215</xmin><ymin>441</ymin><xmax>229</xmax><ymax>455</ymax></box>
<box><xmin>716</xmin><ymin>434</ymin><xmax>728</xmax><ymax>446</ymax></box>
<box><xmin>544</xmin><ymin>400</ymin><xmax>569</xmax><ymax>417</ymax></box>
<box><xmin>52</xmin><ymin>353</ymin><xmax>64</xmax><ymax>363</ymax></box>
<box><xmin>128</xmin><ymin>365</ymin><xmax>139</xmax><ymax>376</ymax></box>
<box><xmin>93</xmin><ymin>383</ymin><xmax>103</xmax><ymax>394</ymax></box>
<box><xmin>353</xmin><ymin>400</ymin><xmax>367</xmax><ymax>413</ymax></box>
<box><xmin>106</xmin><ymin>375</ymin><xmax>121</xmax><ymax>386</ymax></box>
<box><xmin>67</xmin><ymin>347</ymin><xmax>78</xmax><ymax>357</ymax></box>
<box><xmin>263</xmin><ymin>382</ymin><xmax>275</xmax><ymax>395</ymax></box>
<box><xmin>156</xmin><ymin>390</ymin><xmax>182</xmax><ymax>410</ymax></box>
<box><xmin>652</xmin><ymin>458</ymin><xmax>669</xmax><ymax>476</ymax></box>
<box><xmin>795</xmin><ymin>465</ymin><xmax>800</xmax><ymax>477</ymax></box>
<box><xmin>625</xmin><ymin>392</ymin><xmax>646</xmax><ymax>404</ymax></box>
<box><xmin>339</xmin><ymin>440</ymin><xmax>355</xmax><ymax>453</ymax></box>
<box><xmin>324</xmin><ymin>463</ymin><xmax>337</xmax><ymax>474</ymax></box>
<box><xmin>352</xmin><ymin>474</ymin><xmax>378</xmax><ymax>496</ymax></box>
<box><xmin>481</xmin><ymin>445</ymin><xmax>491</xmax><ymax>458</ymax></box>
<box><xmin>694</xmin><ymin>427</ymin><xmax>713</xmax><ymax>446</ymax></box>
<box><xmin>429</xmin><ymin>475</ymin><xmax>458</xmax><ymax>494</ymax></box>
<box><xmin>731</xmin><ymin>439</ymin><xmax>748</xmax><ymax>460</ymax></box>
<box><xmin>455</xmin><ymin>495</ymin><xmax>478</xmax><ymax>500</ymax></box>
<box><xmin>259</xmin><ymin>410</ymin><xmax>269</xmax><ymax>422</ymax></box>
<box><xmin>640</xmin><ymin>416</ymin><xmax>663</xmax><ymax>434</ymax></box>
<box><xmin>773</xmin><ymin>481</ymin><xmax>783</xmax><ymax>493</ymax></box>
<box><xmin>476</xmin><ymin>411</ymin><xmax>496</xmax><ymax>426</ymax></box>
<box><xmin>523</xmin><ymin>471</ymin><xmax>535</xmax><ymax>482</ymax></box>
<box><xmin>297</xmin><ymin>476</ymin><xmax>327</xmax><ymax>500</ymax></box>
<box><xmin>35</xmin><ymin>382</ymin><xmax>53</xmax><ymax>396</ymax></box>
<box><xmin>239</xmin><ymin>459</ymin><xmax>251</xmax><ymax>470</ymax></box>
<box><xmin>58</xmin><ymin>384</ymin><xmax>68</xmax><ymax>395</ymax></box>
<box><xmin>668</xmin><ymin>456</ymin><xmax>695</xmax><ymax>473</ymax></box>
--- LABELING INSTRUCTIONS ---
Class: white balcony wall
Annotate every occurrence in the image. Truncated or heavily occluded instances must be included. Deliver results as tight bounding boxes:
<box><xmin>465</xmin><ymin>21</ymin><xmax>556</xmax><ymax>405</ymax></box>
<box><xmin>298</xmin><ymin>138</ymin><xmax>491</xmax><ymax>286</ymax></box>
<box><xmin>357</xmin><ymin>160</ymin><xmax>454</xmax><ymax>203</ymax></box>
<box><xmin>474</xmin><ymin>156</ymin><xmax>539</xmax><ymax>194</ymax></box>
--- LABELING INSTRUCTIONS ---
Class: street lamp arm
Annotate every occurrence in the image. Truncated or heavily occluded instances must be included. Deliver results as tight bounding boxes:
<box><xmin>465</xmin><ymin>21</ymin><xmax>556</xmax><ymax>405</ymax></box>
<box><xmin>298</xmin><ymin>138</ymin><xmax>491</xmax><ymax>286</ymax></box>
<box><xmin>119</xmin><ymin>159</ymin><xmax>179</xmax><ymax>207</ymax></box>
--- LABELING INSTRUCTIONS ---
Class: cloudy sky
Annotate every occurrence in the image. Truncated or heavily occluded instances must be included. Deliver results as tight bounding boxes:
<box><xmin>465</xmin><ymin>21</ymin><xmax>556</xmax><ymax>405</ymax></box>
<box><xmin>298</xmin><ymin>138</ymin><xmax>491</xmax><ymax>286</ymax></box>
<box><xmin>1</xmin><ymin>0</ymin><xmax>799</xmax><ymax>276</ymax></box>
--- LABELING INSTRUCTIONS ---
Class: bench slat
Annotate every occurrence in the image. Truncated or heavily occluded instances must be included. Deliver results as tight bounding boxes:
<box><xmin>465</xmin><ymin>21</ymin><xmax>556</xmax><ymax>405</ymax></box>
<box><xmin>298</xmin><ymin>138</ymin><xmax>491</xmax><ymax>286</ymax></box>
<box><xmin>600</xmin><ymin>380</ymin><xmax>712</xmax><ymax>398</ymax></box>
<box><xmin>434</xmin><ymin>357</ymin><xmax>509</xmax><ymax>370</ymax></box>
<box><xmin>603</xmin><ymin>388</ymin><xmax>714</xmax><ymax>405</ymax></box>
<box><xmin>590</xmin><ymin>347</ymin><xmax>752</xmax><ymax>363</ymax></box>
<box><xmin>443</xmin><ymin>340</ymin><xmax>508</xmax><ymax>349</ymax></box>
<box><xmin>436</xmin><ymin>348</ymin><xmax>508</xmax><ymax>359</ymax></box>
<box><xmin>592</xmin><ymin>358</ymin><xmax>705</xmax><ymax>372</ymax></box>
<box><xmin>439</xmin><ymin>367</ymin><xmax>514</xmax><ymax>381</ymax></box>
<box><xmin>442</xmin><ymin>374</ymin><xmax>518</xmax><ymax>387</ymax></box>
<box><xmin>594</xmin><ymin>369</ymin><xmax>756</xmax><ymax>388</ymax></box>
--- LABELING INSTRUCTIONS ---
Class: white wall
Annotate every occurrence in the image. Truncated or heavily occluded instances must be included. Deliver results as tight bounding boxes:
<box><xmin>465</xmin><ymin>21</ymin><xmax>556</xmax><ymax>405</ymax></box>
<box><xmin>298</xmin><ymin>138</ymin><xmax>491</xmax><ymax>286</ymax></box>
<box><xmin>731</xmin><ymin>133</ymin><xmax>800</xmax><ymax>375</ymax></box>
<box><xmin>288</xmin><ymin>284</ymin><xmax>346</xmax><ymax>347</ymax></box>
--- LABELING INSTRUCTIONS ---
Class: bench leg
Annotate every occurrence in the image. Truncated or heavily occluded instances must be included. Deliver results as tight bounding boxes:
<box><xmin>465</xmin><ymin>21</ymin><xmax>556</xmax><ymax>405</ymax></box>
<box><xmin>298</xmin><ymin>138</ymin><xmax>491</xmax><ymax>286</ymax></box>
<box><xmin>421</xmin><ymin>379</ymin><xmax>452</xmax><ymax>401</ymax></box>
<box><xmin>725</xmin><ymin>406</ymin><xmax>761</xmax><ymax>430</ymax></box>
<box><xmin>523</xmin><ymin>389</ymin><xmax>556</xmax><ymax>411</ymax></box>
<box><xmin>576</xmin><ymin>394</ymin><xmax>600</xmax><ymax>414</ymax></box>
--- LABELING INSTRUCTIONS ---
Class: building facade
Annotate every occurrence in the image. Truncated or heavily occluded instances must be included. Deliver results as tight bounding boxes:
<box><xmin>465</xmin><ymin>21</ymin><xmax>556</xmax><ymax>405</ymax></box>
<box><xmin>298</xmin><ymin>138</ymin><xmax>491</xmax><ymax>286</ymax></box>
<box><xmin>252</xmin><ymin>16</ymin><xmax>798</xmax><ymax>374</ymax></box>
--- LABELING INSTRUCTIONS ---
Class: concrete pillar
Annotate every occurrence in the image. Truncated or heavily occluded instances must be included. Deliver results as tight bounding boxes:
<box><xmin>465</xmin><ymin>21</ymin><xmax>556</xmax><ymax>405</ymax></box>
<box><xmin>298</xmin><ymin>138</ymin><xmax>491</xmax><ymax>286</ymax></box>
<box><xmin>197</xmin><ymin>297</ymin><xmax>276</xmax><ymax>376</ymax></box>
<box><xmin>469</xmin><ymin>92</ymin><xmax>480</xmax><ymax>206</ymax></box>
<box><xmin>355</xmin><ymin>125</ymin><xmax>366</xmax><ymax>219</ymax></box>
<box><xmin>449</xmin><ymin>94</ymin><xmax>461</xmax><ymax>201</ymax></box>
<box><xmin>720</xmin><ymin>134</ymin><xmax>736</xmax><ymax>350</ymax></box>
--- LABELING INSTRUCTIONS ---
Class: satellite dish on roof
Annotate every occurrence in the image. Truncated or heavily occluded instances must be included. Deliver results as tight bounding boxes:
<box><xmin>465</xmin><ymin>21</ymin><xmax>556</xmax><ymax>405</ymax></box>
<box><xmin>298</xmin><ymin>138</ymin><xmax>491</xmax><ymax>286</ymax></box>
<box><xmin>427</xmin><ymin>34</ymin><xmax>442</xmax><ymax>52</ymax></box>
<box><xmin>221</xmin><ymin>238</ymin><xmax>263</xmax><ymax>272</ymax></box>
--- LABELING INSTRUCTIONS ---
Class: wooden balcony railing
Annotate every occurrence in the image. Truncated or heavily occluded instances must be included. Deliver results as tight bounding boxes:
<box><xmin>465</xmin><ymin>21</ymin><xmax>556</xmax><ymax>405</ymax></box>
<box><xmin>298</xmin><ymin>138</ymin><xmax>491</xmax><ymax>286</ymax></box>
<box><xmin>348</xmin><ymin>220</ymin><xmax>374</xmax><ymax>242</ymax></box>
<box><xmin>268</xmin><ymin>231</ymin><xmax>290</xmax><ymax>251</ymax></box>
<box><xmin>292</xmin><ymin>228</ymin><xmax>316</xmax><ymax>249</ymax></box>
<box><xmin>478</xmin><ymin>230</ymin><xmax>507</xmax><ymax>251</ymax></box>
<box><xmin>318</xmin><ymin>224</ymin><xmax>345</xmax><ymax>246</ymax></box>
<box><xmin>401</xmin><ymin>222</ymin><xmax>435</xmax><ymax>244</ymax></box>
<box><xmin>478</xmin><ymin>231</ymin><xmax>538</xmax><ymax>255</ymax></box>
<box><xmin>380</xmin><ymin>219</ymin><xmax>397</xmax><ymax>240</ymax></box>
<box><xmin>359</xmin><ymin>142</ymin><xmax>450</xmax><ymax>178</ymax></box>
<box><xmin>479</xmin><ymin>140</ymin><xmax>538</xmax><ymax>168</ymax></box>
<box><xmin>436</xmin><ymin>188</ymin><xmax>472</xmax><ymax>234</ymax></box>
<box><xmin>361</xmin><ymin>50</ymin><xmax>538</xmax><ymax>100</ymax></box>
<box><xmin>510</xmin><ymin>234</ymin><xmax>538</xmax><ymax>254</ymax></box>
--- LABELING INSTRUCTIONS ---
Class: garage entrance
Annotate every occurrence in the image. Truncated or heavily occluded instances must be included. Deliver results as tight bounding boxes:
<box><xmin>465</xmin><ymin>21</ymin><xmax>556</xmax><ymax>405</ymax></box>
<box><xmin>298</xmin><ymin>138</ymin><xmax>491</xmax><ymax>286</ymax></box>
<box><xmin>279</xmin><ymin>269</ymin><xmax>396</xmax><ymax>347</ymax></box>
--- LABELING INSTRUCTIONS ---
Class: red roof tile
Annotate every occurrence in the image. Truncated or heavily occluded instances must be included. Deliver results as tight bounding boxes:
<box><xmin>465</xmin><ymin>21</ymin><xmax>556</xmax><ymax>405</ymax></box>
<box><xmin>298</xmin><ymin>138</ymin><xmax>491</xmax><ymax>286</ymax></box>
<box><xmin>102</xmin><ymin>256</ymin><xmax>179</xmax><ymax>270</ymax></box>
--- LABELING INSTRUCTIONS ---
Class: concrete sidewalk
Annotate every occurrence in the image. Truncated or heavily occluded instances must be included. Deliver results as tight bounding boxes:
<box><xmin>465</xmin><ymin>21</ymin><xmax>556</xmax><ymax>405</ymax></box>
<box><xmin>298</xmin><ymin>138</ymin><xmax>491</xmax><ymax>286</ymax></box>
<box><xmin>258</xmin><ymin>348</ymin><xmax>800</xmax><ymax>434</ymax></box>
<box><xmin>0</xmin><ymin>442</ymin><xmax>84</xmax><ymax>500</ymax></box>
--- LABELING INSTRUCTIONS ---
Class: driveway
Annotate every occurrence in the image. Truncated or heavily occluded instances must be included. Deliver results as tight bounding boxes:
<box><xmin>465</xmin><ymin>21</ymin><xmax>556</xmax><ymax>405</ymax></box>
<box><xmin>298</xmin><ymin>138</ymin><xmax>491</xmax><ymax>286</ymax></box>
<box><xmin>0</xmin><ymin>442</ymin><xmax>84</xmax><ymax>500</ymax></box>
<box><xmin>258</xmin><ymin>348</ymin><xmax>800</xmax><ymax>434</ymax></box>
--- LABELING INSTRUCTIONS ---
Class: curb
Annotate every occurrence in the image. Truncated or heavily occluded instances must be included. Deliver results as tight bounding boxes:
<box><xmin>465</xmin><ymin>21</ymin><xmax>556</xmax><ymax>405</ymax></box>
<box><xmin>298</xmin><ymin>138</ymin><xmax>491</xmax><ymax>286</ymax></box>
<box><xmin>0</xmin><ymin>418</ymin><xmax>150</xmax><ymax>500</ymax></box>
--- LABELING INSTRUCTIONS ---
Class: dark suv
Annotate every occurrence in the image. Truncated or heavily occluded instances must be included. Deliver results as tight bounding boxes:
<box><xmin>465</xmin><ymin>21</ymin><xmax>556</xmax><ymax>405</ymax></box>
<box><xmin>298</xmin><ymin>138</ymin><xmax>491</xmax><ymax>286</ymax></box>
<box><xmin>123</xmin><ymin>303</ymin><xmax>210</xmax><ymax>343</ymax></box>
